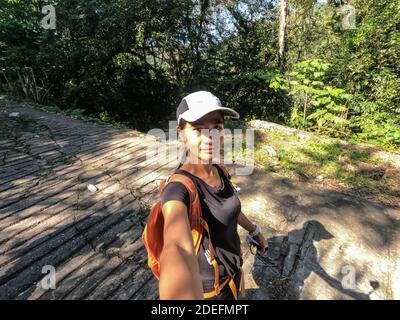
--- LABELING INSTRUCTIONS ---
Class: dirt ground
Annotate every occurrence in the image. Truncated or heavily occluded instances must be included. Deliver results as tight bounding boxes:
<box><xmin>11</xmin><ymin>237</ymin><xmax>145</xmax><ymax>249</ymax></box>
<box><xmin>232</xmin><ymin>167</ymin><xmax>400</xmax><ymax>300</ymax></box>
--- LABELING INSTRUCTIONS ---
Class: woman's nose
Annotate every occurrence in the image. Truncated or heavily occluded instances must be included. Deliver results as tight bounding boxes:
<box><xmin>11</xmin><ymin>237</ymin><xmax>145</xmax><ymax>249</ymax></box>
<box><xmin>204</xmin><ymin>128</ymin><xmax>223</xmax><ymax>138</ymax></box>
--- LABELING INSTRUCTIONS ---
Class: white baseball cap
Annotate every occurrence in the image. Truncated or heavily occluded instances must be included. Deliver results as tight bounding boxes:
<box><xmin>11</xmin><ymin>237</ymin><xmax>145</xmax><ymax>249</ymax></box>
<box><xmin>176</xmin><ymin>91</ymin><xmax>240</xmax><ymax>125</ymax></box>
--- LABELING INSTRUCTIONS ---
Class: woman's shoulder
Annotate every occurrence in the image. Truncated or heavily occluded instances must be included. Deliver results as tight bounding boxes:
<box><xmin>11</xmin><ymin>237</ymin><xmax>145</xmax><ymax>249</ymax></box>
<box><xmin>160</xmin><ymin>180</ymin><xmax>191</xmax><ymax>210</ymax></box>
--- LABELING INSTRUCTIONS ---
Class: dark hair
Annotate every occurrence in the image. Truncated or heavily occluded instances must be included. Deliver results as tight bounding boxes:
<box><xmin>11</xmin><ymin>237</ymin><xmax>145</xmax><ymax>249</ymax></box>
<box><xmin>178</xmin><ymin>119</ymin><xmax>188</xmax><ymax>129</ymax></box>
<box><xmin>176</xmin><ymin>119</ymin><xmax>188</xmax><ymax>170</ymax></box>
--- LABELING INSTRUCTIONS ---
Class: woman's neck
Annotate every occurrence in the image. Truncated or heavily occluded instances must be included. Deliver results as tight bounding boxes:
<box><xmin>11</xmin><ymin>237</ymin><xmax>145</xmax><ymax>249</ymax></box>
<box><xmin>180</xmin><ymin>163</ymin><xmax>215</xmax><ymax>179</ymax></box>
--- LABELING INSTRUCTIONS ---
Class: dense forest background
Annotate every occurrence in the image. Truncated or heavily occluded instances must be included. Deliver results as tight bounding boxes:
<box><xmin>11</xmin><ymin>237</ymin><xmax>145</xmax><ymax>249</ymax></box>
<box><xmin>1</xmin><ymin>0</ymin><xmax>399</xmax><ymax>149</ymax></box>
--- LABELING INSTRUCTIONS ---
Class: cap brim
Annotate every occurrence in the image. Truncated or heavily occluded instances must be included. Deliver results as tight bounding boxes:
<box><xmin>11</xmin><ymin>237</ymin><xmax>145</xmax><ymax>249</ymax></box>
<box><xmin>179</xmin><ymin>106</ymin><xmax>240</xmax><ymax>123</ymax></box>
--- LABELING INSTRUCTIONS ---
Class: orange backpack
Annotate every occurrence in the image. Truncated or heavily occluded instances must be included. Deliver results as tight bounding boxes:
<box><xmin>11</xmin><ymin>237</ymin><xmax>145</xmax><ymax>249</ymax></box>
<box><xmin>141</xmin><ymin>164</ymin><xmax>245</xmax><ymax>299</ymax></box>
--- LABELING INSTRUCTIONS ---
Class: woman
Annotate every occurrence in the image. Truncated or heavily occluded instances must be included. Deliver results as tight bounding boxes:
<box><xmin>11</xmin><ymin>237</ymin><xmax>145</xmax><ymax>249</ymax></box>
<box><xmin>159</xmin><ymin>91</ymin><xmax>267</xmax><ymax>300</ymax></box>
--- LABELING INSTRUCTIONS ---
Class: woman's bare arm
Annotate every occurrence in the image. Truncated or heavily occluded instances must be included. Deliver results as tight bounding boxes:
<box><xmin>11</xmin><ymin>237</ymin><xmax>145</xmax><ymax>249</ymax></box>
<box><xmin>238</xmin><ymin>211</ymin><xmax>268</xmax><ymax>254</ymax></box>
<box><xmin>159</xmin><ymin>200</ymin><xmax>204</xmax><ymax>300</ymax></box>
<box><xmin>238</xmin><ymin>211</ymin><xmax>256</xmax><ymax>233</ymax></box>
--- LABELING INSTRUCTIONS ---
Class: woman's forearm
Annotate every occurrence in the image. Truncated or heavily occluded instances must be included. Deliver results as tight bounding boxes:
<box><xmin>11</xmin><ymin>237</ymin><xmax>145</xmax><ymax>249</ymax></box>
<box><xmin>238</xmin><ymin>211</ymin><xmax>256</xmax><ymax>233</ymax></box>
<box><xmin>159</xmin><ymin>243</ymin><xmax>204</xmax><ymax>300</ymax></box>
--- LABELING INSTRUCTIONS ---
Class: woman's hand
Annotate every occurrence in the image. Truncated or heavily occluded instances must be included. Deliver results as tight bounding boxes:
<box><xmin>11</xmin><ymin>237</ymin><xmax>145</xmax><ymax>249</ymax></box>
<box><xmin>237</xmin><ymin>212</ymin><xmax>268</xmax><ymax>256</ymax></box>
<box><xmin>254</xmin><ymin>233</ymin><xmax>268</xmax><ymax>256</ymax></box>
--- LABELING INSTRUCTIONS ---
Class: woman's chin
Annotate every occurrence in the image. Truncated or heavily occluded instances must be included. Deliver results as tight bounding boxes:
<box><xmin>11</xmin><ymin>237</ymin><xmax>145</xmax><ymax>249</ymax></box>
<box><xmin>201</xmin><ymin>152</ymin><xmax>222</xmax><ymax>164</ymax></box>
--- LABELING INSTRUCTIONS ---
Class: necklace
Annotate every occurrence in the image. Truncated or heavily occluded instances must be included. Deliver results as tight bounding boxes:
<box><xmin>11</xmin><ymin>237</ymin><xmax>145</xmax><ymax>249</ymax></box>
<box><xmin>178</xmin><ymin>166</ymin><xmax>224</xmax><ymax>190</ymax></box>
<box><xmin>213</xmin><ymin>166</ymin><xmax>224</xmax><ymax>190</ymax></box>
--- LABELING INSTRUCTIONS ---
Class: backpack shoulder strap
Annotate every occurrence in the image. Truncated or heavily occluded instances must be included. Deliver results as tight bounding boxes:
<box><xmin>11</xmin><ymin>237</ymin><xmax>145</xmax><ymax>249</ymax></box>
<box><xmin>216</xmin><ymin>164</ymin><xmax>239</xmax><ymax>189</ymax></box>
<box><xmin>215</xmin><ymin>164</ymin><xmax>231</xmax><ymax>180</ymax></box>
<box><xmin>161</xmin><ymin>173</ymin><xmax>198</xmax><ymax>205</ymax></box>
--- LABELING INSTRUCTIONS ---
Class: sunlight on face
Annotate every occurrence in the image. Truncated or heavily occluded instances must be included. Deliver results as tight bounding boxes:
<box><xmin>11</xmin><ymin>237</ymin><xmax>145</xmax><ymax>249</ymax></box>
<box><xmin>181</xmin><ymin>111</ymin><xmax>225</xmax><ymax>164</ymax></box>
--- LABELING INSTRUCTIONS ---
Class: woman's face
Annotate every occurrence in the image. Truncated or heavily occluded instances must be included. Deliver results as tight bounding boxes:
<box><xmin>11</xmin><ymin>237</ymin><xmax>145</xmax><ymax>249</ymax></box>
<box><xmin>179</xmin><ymin>111</ymin><xmax>224</xmax><ymax>164</ymax></box>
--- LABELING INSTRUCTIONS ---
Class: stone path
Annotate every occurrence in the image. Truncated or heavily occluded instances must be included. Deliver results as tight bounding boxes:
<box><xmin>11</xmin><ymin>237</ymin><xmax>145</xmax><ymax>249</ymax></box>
<box><xmin>0</xmin><ymin>101</ymin><xmax>168</xmax><ymax>300</ymax></box>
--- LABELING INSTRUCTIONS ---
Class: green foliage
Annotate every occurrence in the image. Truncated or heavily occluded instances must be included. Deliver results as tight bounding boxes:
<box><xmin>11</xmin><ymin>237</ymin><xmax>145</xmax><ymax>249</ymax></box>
<box><xmin>216</xmin><ymin>69</ymin><xmax>286</xmax><ymax>123</ymax></box>
<box><xmin>0</xmin><ymin>0</ymin><xmax>398</xmax><ymax>150</ymax></box>
<box><xmin>285</xmin><ymin>0</ymin><xmax>400</xmax><ymax>149</ymax></box>
<box><xmin>271</xmin><ymin>59</ymin><xmax>352</xmax><ymax>135</ymax></box>
<box><xmin>252</xmin><ymin>128</ymin><xmax>399</xmax><ymax>202</ymax></box>
<box><xmin>350</xmin><ymin>107</ymin><xmax>400</xmax><ymax>150</ymax></box>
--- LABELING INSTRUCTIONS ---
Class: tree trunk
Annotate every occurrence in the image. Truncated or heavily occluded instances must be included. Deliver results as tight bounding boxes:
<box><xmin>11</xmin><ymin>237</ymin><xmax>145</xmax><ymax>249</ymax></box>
<box><xmin>278</xmin><ymin>0</ymin><xmax>288</xmax><ymax>71</ymax></box>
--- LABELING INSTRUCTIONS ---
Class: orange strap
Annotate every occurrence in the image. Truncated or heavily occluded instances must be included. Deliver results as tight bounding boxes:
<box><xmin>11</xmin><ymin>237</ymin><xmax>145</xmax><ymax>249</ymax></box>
<box><xmin>203</xmin><ymin>268</ymin><xmax>245</xmax><ymax>299</ymax></box>
<box><xmin>227</xmin><ymin>268</ymin><xmax>245</xmax><ymax>300</ymax></box>
<box><xmin>228</xmin><ymin>278</ymin><xmax>238</xmax><ymax>300</ymax></box>
<box><xmin>199</xmin><ymin>217</ymin><xmax>220</xmax><ymax>294</ymax></box>
<box><xmin>239</xmin><ymin>267</ymin><xmax>245</xmax><ymax>297</ymax></box>
<box><xmin>200</xmin><ymin>216</ymin><xmax>245</xmax><ymax>300</ymax></box>
<box><xmin>203</xmin><ymin>277</ymin><xmax>230</xmax><ymax>298</ymax></box>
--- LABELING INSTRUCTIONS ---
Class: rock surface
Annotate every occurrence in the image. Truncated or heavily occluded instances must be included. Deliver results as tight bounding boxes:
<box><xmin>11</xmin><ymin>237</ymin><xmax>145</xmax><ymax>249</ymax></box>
<box><xmin>233</xmin><ymin>169</ymin><xmax>400</xmax><ymax>300</ymax></box>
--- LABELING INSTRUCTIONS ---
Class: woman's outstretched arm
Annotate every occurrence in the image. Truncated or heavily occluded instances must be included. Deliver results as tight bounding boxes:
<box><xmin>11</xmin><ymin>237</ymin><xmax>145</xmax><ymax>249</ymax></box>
<box><xmin>159</xmin><ymin>200</ymin><xmax>204</xmax><ymax>300</ymax></box>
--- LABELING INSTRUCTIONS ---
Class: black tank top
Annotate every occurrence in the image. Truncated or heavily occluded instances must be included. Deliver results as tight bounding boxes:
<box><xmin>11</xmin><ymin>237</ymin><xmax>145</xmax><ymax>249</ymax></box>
<box><xmin>160</xmin><ymin>164</ymin><xmax>243</xmax><ymax>292</ymax></box>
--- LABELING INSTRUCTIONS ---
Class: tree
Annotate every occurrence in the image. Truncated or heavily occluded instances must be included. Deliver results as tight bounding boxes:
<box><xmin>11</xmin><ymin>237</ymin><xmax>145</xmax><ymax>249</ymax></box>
<box><xmin>278</xmin><ymin>0</ymin><xmax>288</xmax><ymax>71</ymax></box>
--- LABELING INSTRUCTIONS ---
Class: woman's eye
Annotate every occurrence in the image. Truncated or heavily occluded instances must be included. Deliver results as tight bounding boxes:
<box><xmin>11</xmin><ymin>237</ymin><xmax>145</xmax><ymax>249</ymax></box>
<box><xmin>193</xmin><ymin>126</ymin><xmax>223</xmax><ymax>134</ymax></box>
<box><xmin>211</xmin><ymin>126</ymin><xmax>223</xmax><ymax>132</ymax></box>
